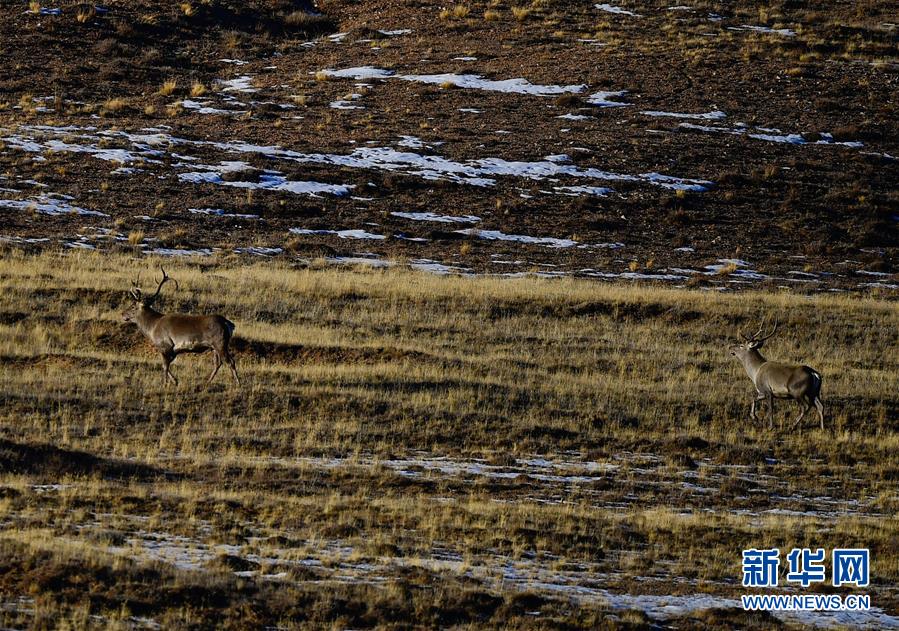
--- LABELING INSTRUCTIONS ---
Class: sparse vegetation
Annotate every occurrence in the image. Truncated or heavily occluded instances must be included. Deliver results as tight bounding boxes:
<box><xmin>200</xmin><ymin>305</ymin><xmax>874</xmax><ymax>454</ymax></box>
<box><xmin>158</xmin><ymin>79</ymin><xmax>178</xmax><ymax>96</ymax></box>
<box><xmin>0</xmin><ymin>252</ymin><xmax>896</xmax><ymax>628</ymax></box>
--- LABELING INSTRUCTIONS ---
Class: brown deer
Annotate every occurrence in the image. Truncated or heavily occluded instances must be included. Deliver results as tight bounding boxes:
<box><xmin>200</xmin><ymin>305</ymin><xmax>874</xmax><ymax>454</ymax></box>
<box><xmin>123</xmin><ymin>268</ymin><xmax>240</xmax><ymax>387</ymax></box>
<box><xmin>730</xmin><ymin>321</ymin><xmax>824</xmax><ymax>430</ymax></box>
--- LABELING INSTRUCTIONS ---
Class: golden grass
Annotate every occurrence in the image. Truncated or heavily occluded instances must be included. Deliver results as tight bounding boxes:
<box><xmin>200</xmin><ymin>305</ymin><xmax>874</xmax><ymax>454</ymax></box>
<box><xmin>0</xmin><ymin>251</ymin><xmax>896</xmax><ymax>628</ymax></box>
<box><xmin>158</xmin><ymin>79</ymin><xmax>178</xmax><ymax>96</ymax></box>
<box><xmin>1</xmin><ymin>250</ymin><xmax>896</xmax><ymax>453</ymax></box>
<box><xmin>189</xmin><ymin>82</ymin><xmax>207</xmax><ymax>97</ymax></box>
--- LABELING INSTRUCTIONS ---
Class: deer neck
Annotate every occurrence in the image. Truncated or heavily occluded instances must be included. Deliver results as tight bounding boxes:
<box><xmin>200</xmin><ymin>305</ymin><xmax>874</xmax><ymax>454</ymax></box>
<box><xmin>135</xmin><ymin>306</ymin><xmax>164</xmax><ymax>338</ymax></box>
<box><xmin>740</xmin><ymin>348</ymin><xmax>768</xmax><ymax>382</ymax></box>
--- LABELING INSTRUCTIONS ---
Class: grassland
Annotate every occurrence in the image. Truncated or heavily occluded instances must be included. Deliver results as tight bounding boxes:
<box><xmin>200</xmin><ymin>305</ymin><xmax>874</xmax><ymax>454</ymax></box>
<box><xmin>0</xmin><ymin>251</ymin><xmax>896</xmax><ymax>629</ymax></box>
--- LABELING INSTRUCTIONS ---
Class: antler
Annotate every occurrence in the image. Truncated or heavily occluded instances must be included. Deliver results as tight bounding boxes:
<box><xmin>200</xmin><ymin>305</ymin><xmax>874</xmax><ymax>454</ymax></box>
<box><xmin>145</xmin><ymin>267</ymin><xmax>177</xmax><ymax>305</ymax></box>
<box><xmin>741</xmin><ymin>319</ymin><xmax>779</xmax><ymax>342</ymax></box>
<box><xmin>130</xmin><ymin>271</ymin><xmax>142</xmax><ymax>301</ymax></box>
<box><xmin>740</xmin><ymin>321</ymin><xmax>765</xmax><ymax>341</ymax></box>
<box><xmin>756</xmin><ymin>319</ymin><xmax>778</xmax><ymax>342</ymax></box>
<box><xmin>741</xmin><ymin>319</ymin><xmax>778</xmax><ymax>343</ymax></box>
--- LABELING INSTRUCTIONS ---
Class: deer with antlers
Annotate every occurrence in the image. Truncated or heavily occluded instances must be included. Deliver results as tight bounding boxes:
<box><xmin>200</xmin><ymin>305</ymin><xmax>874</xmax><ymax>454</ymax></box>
<box><xmin>123</xmin><ymin>268</ymin><xmax>240</xmax><ymax>387</ymax></box>
<box><xmin>730</xmin><ymin>321</ymin><xmax>824</xmax><ymax>430</ymax></box>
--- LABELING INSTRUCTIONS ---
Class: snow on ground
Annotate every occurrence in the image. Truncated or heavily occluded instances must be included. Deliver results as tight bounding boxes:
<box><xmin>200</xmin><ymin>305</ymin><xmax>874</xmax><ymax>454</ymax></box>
<box><xmin>729</xmin><ymin>24</ymin><xmax>796</xmax><ymax>37</ymax></box>
<box><xmin>390</xmin><ymin>211</ymin><xmax>481</xmax><ymax>223</ymax></box>
<box><xmin>595</xmin><ymin>4</ymin><xmax>642</xmax><ymax>17</ymax></box>
<box><xmin>586</xmin><ymin>90</ymin><xmax>629</xmax><ymax>107</ymax></box>
<box><xmin>290</xmin><ymin>228</ymin><xmax>387</xmax><ymax>240</ymax></box>
<box><xmin>179</xmin><ymin>172</ymin><xmax>353</xmax><ymax>197</ymax></box>
<box><xmin>456</xmin><ymin>229</ymin><xmax>577</xmax><ymax>248</ymax></box>
<box><xmin>409</xmin><ymin>259</ymin><xmax>471</xmax><ymax>274</ymax></box>
<box><xmin>3</xmin><ymin>125</ymin><xmax>712</xmax><ymax>194</ymax></box>
<box><xmin>640</xmin><ymin>110</ymin><xmax>726</xmax><ymax>120</ymax></box>
<box><xmin>0</xmin><ymin>196</ymin><xmax>108</xmax><ymax>217</ymax></box>
<box><xmin>321</xmin><ymin>67</ymin><xmax>589</xmax><ymax>96</ymax></box>
<box><xmin>218</xmin><ymin>75</ymin><xmax>258</xmax><ymax>92</ymax></box>
<box><xmin>330</xmin><ymin>93</ymin><xmax>365</xmax><ymax>109</ymax></box>
<box><xmin>552</xmin><ymin>185</ymin><xmax>612</xmax><ymax>196</ymax></box>
<box><xmin>679</xmin><ymin>123</ymin><xmax>864</xmax><ymax>147</ymax></box>
<box><xmin>180</xmin><ymin>99</ymin><xmax>246</xmax><ymax>115</ymax></box>
<box><xmin>147</xmin><ymin>248</ymin><xmax>214</xmax><ymax>256</ymax></box>
<box><xmin>188</xmin><ymin>208</ymin><xmax>259</xmax><ymax>220</ymax></box>
<box><xmin>234</xmin><ymin>246</ymin><xmax>283</xmax><ymax>256</ymax></box>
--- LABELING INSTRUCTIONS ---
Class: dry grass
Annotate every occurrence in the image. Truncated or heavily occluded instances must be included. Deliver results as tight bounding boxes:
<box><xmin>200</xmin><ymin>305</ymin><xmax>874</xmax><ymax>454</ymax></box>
<box><xmin>1</xmin><ymin>249</ymin><xmax>896</xmax><ymax>456</ymax></box>
<box><xmin>158</xmin><ymin>79</ymin><xmax>177</xmax><ymax>96</ymax></box>
<box><xmin>0</xmin><ymin>253</ymin><xmax>896</xmax><ymax>628</ymax></box>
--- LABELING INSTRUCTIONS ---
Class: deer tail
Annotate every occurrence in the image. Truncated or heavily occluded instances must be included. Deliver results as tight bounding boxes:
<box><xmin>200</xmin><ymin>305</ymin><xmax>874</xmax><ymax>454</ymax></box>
<box><xmin>809</xmin><ymin>368</ymin><xmax>823</xmax><ymax>400</ymax></box>
<box><xmin>224</xmin><ymin>318</ymin><xmax>236</xmax><ymax>339</ymax></box>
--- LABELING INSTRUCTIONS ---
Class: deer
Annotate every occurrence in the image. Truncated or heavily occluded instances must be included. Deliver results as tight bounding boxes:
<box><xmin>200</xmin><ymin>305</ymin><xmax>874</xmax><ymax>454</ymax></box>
<box><xmin>122</xmin><ymin>268</ymin><xmax>240</xmax><ymax>387</ymax></box>
<box><xmin>730</xmin><ymin>320</ymin><xmax>824</xmax><ymax>431</ymax></box>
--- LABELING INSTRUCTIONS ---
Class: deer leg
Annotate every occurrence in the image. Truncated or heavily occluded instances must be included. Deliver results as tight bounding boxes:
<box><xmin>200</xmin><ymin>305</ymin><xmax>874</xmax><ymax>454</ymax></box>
<box><xmin>791</xmin><ymin>399</ymin><xmax>811</xmax><ymax>431</ymax></box>
<box><xmin>207</xmin><ymin>350</ymin><xmax>222</xmax><ymax>385</ymax></box>
<box><xmin>162</xmin><ymin>351</ymin><xmax>178</xmax><ymax>387</ymax></box>
<box><xmin>767</xmin><ymin>393</ymin><xmax>776</xmax><ymax>430</ymax></box>
<box><xmin>223</xmin><ymin>348</ymin><xmax>241</xmax><ymax>386</ymax></box>
<box><xmin>750</xmin><ymin>392</ymin><xmax>764</xmax><ymax>421</ymax></box>
<box><xmin>814</xmin><ymin>397</ymin><xmax>825</xmax><ymax>430</ymax></box>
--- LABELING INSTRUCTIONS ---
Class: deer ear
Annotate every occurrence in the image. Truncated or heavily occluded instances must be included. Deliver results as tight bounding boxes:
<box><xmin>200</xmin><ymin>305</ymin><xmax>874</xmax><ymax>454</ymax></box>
<box><xmin>750</xmin><ymin>340</ymin><xmax>763</xmax><ymax>349</ymax></box>
<box><xmin>130</xmin><ymin>288</ymin><xmax>141</xmax><ymax>301</ymax></box>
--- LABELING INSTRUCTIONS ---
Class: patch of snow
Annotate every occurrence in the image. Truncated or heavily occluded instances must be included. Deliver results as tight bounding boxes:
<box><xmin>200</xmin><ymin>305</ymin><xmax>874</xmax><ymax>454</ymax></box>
<box><xmin>326</xmin><ymin>256</ymin><xmax>391</xmax><ymax>267</ymax></box>
<box><xmin>320</xmin><ymin>66</ymin><xmax>396</xmax><ymax>80</ymax></box>
<box><xmin>179</xmin><ymin>172</ymin><xmax>353</xmax><ymax>197</ymax></box>
<box><xmin>595</xmin><ymin>4</ymin><xmax>642</xmax><ymax>17</ymax></box>
<box><xmin>410</xmin><ymin>259</ymin><xmax>471</xmax><ymax>275</ymax></box>
<box><xmin>147</xmin><ymin>248</ymin><xmax>214</xmax><ymax>257</ymax></box>
<box><xmin>456</xmin><ymin>229</ymin><xmax>577</xmax><ymax>248</ymax></box>
<box><xmin>641</xmin><ymin>110</ymin><xmax>726</xmax><ymax>120</ymax></box>
<box><xmin>320</xmin><ymin>67</ymin><xmax>587</xmax><ymax>96</ymax></box>
<box><xmin>679</xmin><ymin>123</ymin><xmax>864</xmax><ymax>147</ymax></box>
<box><xmin>582</xmin><ymin>270</ymin><xmax>689</xmax><ymax>281</ymax></box>
<box><xmin>729</xmin><ymin>24</ymin><xmax>796</xmax><ymax>37</ymax></box>
<box><xmin>553</xmin><ymin>185</ymin><xmax>612</xmax><ymax>196</ymax></box>
<box><xmin>391</xmin><ymin>211</ymin><xmax>481</xmax><ymax>224</ymax></box>
<box><xmin>0</xmin><ymin>196</ymin><xmax>108</xmax><ymax>217</ymax></box>
<box><xmin>290</xmin><ymin>228</ymin><xmax>386</xmax><ymax>240</ymax></box>
<box><xmin>188</xmin><ymin>208</ymin><xmax>259</xmax><ymax>220</ymax></box>
<box><xmin>110</xmin><ymin>167</ymin><xmax>143</xmax><ymax>175</ymax></box>
<box><xmin>860</xmin><ymin>282</ymin><xmax>899</xmax><ymax>290</ymax></box>
<box><xmin>586</xmin><ymin>90</ymin><xmax>629</xmax><ymax>107</ymax></box>
<box><xmin>218</xmin><ymin>76</ymin><xmax>258</xmax><ymax>93</ymax></box>
<box><xmin>235</xmin><ymin>247</ymin><xmax>283</xmax><ymax>256</ymax></box>
<box><xmin>397</xmin><ymin>136</ymin><xmax>425</xmax><ymax>149</ymax></box>
<box><xmin>181</xmin><ymin>99</ymin><xmax>245</xmax><ymax>116</ymax></box>
<box><xmin>403</xmin><ymin>73</ymin><xmax>587</xmax><ymax>96</ymax></box>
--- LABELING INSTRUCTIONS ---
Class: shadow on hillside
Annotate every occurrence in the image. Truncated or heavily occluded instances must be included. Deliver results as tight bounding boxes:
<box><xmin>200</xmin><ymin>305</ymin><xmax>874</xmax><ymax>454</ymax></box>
<box><xmin>0</xmin><ymin>439</ymin><xmax>170</xmax><ymax>481</ymax></box>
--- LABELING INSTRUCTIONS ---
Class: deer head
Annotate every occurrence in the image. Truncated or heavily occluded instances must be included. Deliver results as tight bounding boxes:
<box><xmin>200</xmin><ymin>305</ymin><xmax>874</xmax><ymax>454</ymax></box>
<box><xmin>730</xmin><ymin>320</ymin><xmax>778</xmax><ymax>358</ymax></box>
<box><xmin>122</xmin><ymin>267</ymin><xmax>177</xmax><ymax>322</ymax></box>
